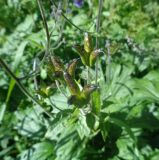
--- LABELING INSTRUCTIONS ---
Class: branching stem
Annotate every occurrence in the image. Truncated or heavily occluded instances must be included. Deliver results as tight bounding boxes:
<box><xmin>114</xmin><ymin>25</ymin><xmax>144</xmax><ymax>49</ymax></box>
<box><xmin>50</xmin><ymin>0</ymin><xmax>93</xmax><ymax>33</ymax></box>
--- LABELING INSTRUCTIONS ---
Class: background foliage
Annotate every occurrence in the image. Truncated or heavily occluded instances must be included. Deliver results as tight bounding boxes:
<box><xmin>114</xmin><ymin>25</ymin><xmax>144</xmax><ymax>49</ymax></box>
<box><xmin>1</xmin><ymin>0</ymin><xmax>159</xmax><ymax>160</ymax></box>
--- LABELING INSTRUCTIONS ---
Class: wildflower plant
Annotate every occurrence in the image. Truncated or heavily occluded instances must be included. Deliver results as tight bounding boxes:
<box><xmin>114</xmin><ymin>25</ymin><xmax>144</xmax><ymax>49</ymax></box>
<box><xmin>1</xmin><ymin>0</ymin><xmax>159</xmax><ymax>160</ymax></box>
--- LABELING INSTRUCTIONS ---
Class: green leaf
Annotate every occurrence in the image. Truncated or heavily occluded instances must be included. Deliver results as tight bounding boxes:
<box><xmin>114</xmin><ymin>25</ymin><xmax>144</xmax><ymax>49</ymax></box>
<box><xmin>86</xmin><ymin>113</ymin><xmax>95</xmax><ymax>130</ymax></box>
<box><xmin>19</xmin><ymin>141</ymin><xmax>55</xmax><ymax>160</ymax></box>
<box><xmin>144</xmin><ymin>70</ymin><xmax>159</xmax><ymax>82</ymax></box>
<box><xmin>77</xmin><ymin>112</ymin><xmax>91</xmax><ymax>139</ymax></box>
<box><xmin>100</xmin><ymin>122</ymin><xmax>108</xmax><ymax>142</ymax></box>
<box><xmin>0</xmin><ymin>103</ymin><xmax>6</xmax><ymax>123</ymax></box>
<box><xmin>15</xmin><ymin>106</ymin><xmax>45</xmax><ymax>137</ymax></box>
<box><xmin>109</xmin><ymin>117</ymin><xmax>136</xmax><ymax>143</ymax></box>
<box><xmin>73</xmin><ymin>45</ymin><xmax>89</xmax><ymax>66</ymax></box>
<box><xmin>129</xmin><ymin>78</ymin><xmax>159</xmax><ymax>103</ymax></box>
<box><xmin>92</xmin><ymin>90</ymin><xmax>101</xmax><ymax>115</ymax></box>
<box><xmin>12</xmin><ymin>41</ymin><xmax>28</xmax><ymax>71</ymax></box>
<box><xmin>5</xmin><ymin>41</ymin><xmax>28</xmax><ymax>119</ymax></box>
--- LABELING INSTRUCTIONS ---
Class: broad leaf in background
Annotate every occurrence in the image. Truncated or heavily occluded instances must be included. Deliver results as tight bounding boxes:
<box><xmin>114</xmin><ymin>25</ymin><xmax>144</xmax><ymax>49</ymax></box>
<box><xmin>18</xmin><ymin>141</ymin><xmax>55</xmax><ymax>160</ymax></box>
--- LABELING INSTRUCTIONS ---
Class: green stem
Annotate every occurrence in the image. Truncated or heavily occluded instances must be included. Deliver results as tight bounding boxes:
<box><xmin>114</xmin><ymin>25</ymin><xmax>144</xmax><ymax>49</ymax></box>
<box><xmin>0</xmin><ymin>58</ymin><xmax>52</xmax><ymax>118</ymax></box>
<box><xmin>55</xmin><ymin>80</ymin><xmax>68</xmax><ymax>98</ymax></box>
<box><xmin>33</xmin><ymin>58</ymin><xmax>41</xmax><ymax>100</ymax></box>
<box><xmin>36</xmin><ymin>0</ymin><xmax>50</xmax><ymax>43</ymax></box>
<box><xmin>95</xmin><ymin>0</ymin><xmax>103</xmax><ymax>85</ymax></box>
<box><xmin>87</xmin><ymin>66</ymin><xmax>90</xmax><ymax>84</ymax></box>
<box><xmin>49</xmin><ymin>98</ymin><xmax>63</xmax><ymax>111</ymax></box>
<box><xmin>105</xmin><ymin>40</ymin><xmax>111</xmax><ymax>84</ymax></box>
<box><xmin>36</xmin><ymin>0</ymin><xmax>50</xmax><ymax>61</ymax></box>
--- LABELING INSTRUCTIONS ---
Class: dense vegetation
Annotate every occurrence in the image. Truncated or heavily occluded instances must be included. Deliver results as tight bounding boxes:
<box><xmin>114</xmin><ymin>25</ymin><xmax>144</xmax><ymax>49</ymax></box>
<box><xmin>1</xmin><ymin>0</ymin><xmax>159</xmax><ymax>159</ymax></box>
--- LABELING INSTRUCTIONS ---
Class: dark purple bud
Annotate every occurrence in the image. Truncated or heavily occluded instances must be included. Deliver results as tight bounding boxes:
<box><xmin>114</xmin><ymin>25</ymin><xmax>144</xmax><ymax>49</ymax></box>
<box><xmin>74</xmin><ymin>0</ymin><xmax>83</xmax><ymax>8</ymax></box>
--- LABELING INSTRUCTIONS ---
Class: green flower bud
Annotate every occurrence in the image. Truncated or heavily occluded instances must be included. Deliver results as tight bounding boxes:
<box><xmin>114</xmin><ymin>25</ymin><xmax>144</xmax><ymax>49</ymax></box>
<box><xmin>89</xmin><ymin>49</ymin><xmax>101</xmax><ymax>67</ymax></box>
<box><xmin>51</xmin><ymin>56</ymin><xmax>65</xmax><ymax>72</ymax></box>
<box><xmin>84</xmin><ymin>32</ymin><xmax>93</xmax><ymax>53</ymax></box>
<box><xmin>73</xmin><ymin>45</ymin><xmax>89</xmax><ymax>66</ymax></box>
<box><xmin>63</xmin><ymin>71</ymin><xmax>80</xmax><ymax>95</ymax></box>
<box><xmin>67</xmin><ymin>58</ymin><xmax>79</xmax><ymax>78</ymax></box>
